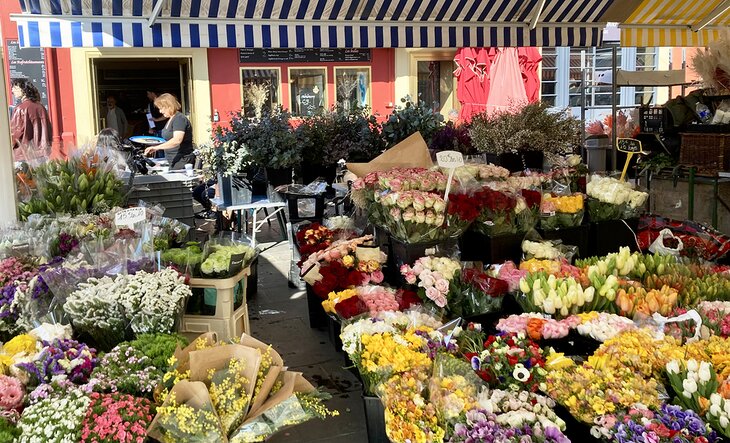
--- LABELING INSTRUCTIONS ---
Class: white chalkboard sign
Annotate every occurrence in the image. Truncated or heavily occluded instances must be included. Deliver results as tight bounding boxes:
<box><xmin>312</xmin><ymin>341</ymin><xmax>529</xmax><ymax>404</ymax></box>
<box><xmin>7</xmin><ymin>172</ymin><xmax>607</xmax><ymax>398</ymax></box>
<box><xmin>6</xmin><ymin>40</ymin><xmax>48</xmax><ymax>108</ymax></box>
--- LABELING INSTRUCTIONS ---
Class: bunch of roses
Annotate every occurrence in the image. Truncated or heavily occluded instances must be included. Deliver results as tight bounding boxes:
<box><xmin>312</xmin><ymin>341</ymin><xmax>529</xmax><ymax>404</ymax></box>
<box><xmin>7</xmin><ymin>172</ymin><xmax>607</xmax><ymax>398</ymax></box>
<box><xmin>470</xmin><ymin>188</ymin><xmax>523</xmax><ymax>237</ymax></box>
<box><xmin>378</xmin><ymin>190</ymin><xmax>449</xmax><ymax>243</ymax></box>
<box><xmin>295</xmin><ymin>223</ymin><xmax>333</xmax><ymax>261</ymax></box>
<box><xmin>495</xmin><ymin>261</ymin><xmax>527</xmax><ymax>293</ymax></box>
<box><xmin>358</xmin><ymin>285</ymin><xmax>400</xmax><ymax>317</ymax></box>
<box><xmin>311</xmin><ymin>261</ymin><xmax>372</xmax><ymax>299</ymax></box>
<box><xmin>461</xmin><ymin>268</ymin><xmax>509</xmax><ymax>316</ymax></box>
<box><xmin>17</xmin><ymin>339</ymin><xmax>97</xmax><ymax>386</ymax></box>
<box><xmin>401</xmin><ymin>256</ymin><xmax>461</xmax><ymax>309</ymax></box>
<box><xmin>351</xmin><ymin>167</ymin><xmax>447</xmax><ymax>211</ymax></box>
<box><xmin>299</xmin><ymin>235</ymin><xmax>379</xmax><ymax>276</ymax></box>
<box><xmin>80</xmin><ymin>392</ymin><xmax>154</xmax><ymax>443</ymax></box>
<box><xmin>465</xmin><ymin>332</ymin><xmax>547</xmax><ymax>392</ymax></box>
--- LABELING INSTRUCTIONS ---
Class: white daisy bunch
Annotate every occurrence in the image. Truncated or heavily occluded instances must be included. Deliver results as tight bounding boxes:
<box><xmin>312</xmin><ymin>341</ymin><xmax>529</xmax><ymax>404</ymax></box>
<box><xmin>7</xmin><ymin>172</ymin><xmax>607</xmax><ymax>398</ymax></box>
<box><xmin>17</xmin><ymin>388</ymin><xmax>91</xmax><ymax>443</ymax></box>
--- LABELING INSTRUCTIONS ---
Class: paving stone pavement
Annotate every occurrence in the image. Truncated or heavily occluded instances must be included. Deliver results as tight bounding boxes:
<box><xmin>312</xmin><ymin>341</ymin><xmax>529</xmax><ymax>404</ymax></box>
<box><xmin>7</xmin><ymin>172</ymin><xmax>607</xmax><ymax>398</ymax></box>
<box><xmin>246</xmin><ymin>230</ymin><xmax>368</xmax><ymax>443</ymax></box>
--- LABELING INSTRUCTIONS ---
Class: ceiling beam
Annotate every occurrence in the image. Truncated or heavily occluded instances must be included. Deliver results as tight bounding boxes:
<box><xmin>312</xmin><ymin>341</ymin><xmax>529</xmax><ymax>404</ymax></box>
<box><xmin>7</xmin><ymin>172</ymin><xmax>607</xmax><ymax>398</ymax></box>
<box><xmin>691</xmin><ymin>0</ymin><xmax>730</xmax><ymax>31</ymax></box>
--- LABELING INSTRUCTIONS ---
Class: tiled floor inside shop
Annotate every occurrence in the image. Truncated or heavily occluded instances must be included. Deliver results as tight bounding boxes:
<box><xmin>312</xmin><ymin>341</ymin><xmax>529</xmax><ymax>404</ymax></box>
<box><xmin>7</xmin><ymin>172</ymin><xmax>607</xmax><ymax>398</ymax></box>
<box><xmin>242</xmin><ymin>227</ymin><xmax>368</xmax><ymax>443</ymax></box>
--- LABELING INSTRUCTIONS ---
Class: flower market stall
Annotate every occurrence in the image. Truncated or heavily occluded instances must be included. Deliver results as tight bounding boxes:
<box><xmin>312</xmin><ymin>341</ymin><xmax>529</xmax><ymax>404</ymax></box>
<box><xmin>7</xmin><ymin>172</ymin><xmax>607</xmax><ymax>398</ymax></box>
<box><xmin>6</xmin><ymin>93</ymin><xmax>730</xmax><ymax>443</ymax></box>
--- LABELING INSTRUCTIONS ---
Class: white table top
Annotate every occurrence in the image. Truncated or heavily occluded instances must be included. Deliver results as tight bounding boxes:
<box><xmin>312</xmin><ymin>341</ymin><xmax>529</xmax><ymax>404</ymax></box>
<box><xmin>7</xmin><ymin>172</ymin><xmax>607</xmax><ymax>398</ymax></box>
<box><xmin>211</xmin><ymin>198</ymin><xmax>286</xmax><ymax>211</ymax></box>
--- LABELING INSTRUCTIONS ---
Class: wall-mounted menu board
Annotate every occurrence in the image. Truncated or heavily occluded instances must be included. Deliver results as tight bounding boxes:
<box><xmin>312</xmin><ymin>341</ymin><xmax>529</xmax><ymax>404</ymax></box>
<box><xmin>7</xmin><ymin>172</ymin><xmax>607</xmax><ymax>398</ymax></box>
<box><xmin>6</xmin><ymin>39</ymin><xmax>48</xmax><ymax>107</ymax></box>
<box><xmin>239</xmin><ymin>48</ymin><xmax>371</xmax><ymax>64</ymax></box>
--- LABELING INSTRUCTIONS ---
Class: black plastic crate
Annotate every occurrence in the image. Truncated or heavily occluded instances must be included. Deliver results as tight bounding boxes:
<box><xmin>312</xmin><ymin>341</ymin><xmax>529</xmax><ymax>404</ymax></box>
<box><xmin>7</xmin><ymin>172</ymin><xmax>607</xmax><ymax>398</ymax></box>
<box><xmin>284</xmin><ymin>193</ymin><xmax>325</xmax><ymax>223</ymax></box>
<box><xmin>459</xmin><ymin>230</ymin><xmax>523</xmax><ymax>265</ymax></box>
<box><xmin>537</xmin><ymin>224</ymin><xmax>590</xmax><ymax>260</ymax></box>
<box><xmin>363</xmin><ymin>396</ymin><xmax>388</xmax><ymax>443</ymax></box>
<box><xmin>588</xmin><ymin>218</ymin><xmax>640</xmax><ymax>257</ymax></box>
<box><xmin>328</xmin><ymin>316</ymin><xmax>343</xmax><ymax>353</ymax></box>
<box><xmin>640</xmin><ymin>106</ymin><xmax>669</xmax><ymax>134</ymax></box>
<box><xmin>388</xmin><ymin>236</ymin><xmax>458</xmax><ymax>278</ymax></box>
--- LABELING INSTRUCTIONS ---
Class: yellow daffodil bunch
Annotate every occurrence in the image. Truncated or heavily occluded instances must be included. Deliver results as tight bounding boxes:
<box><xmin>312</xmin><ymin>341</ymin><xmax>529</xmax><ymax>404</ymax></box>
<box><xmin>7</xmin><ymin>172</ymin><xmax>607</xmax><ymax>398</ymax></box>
<box><xmin>322</xmin><ymin>289</ymin><xmax>358</xmax><ymax>314</ymax></box>
<box><xmin>379</xmin><ymin>370</ymin><xmax>445</xmax><ymax>443</ymax></box>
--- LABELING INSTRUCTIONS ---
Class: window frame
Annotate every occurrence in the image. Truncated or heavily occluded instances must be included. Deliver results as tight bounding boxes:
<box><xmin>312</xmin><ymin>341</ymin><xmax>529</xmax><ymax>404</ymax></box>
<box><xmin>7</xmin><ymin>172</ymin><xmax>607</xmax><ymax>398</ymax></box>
<box><xmin>239</xmin><ymin>66</ymin><xmax>283</xmax><ymax>117</ymax></box>
<box><xmin>333</xmin><ymin>66</ymin><xmax>372</xmax><ymax>110</ymax></box>
<box><xmin>287</xmin><ymin>66</ymin><xmax>328</xmax><ymax>117</ymax></box>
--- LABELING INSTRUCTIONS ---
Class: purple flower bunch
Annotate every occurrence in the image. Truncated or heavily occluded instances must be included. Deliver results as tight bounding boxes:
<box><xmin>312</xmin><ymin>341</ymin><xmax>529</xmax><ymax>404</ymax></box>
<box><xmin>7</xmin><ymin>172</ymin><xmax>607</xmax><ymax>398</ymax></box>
<box><xmin>0</xmin><ymin>257</ymin><xmax>34</xmax><ymax>287</ymax></box>
<box><xmin>0</xmin><ymin>284</ymin><xmax>18</xmax><ymax>320</ymax></box>
<box><xmin>17</xmin><ymin>339</ymin><xmax>97</xmax><ymax>387</ymax></box>
<box><xmin>417</xmin><ymin>329</ymin><xmax>457</xmax><ymax>360</ymax></box>
<box><xmin>612</xmin><ymin>404</ymin><xmax>718</xmax><ymax>443</ymax></box>
<box><xmin>450</xmin><ymin>409</ymin><xmax>570</xmax><ymax>443</ymax></box>
<box><xmin>54</xmin><ymin>232</ymin><xmax>80</xmax><ymax>258</ymax></box>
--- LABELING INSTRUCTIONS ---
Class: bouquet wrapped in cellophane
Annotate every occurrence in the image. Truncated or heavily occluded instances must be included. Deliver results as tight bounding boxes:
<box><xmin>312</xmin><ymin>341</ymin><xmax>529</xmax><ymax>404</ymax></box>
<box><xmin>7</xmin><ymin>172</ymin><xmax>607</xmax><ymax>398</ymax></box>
<box><xmin>586</xmin><ymin>174</ymin><xmax>648</xmax><ymax>221</ymax></box>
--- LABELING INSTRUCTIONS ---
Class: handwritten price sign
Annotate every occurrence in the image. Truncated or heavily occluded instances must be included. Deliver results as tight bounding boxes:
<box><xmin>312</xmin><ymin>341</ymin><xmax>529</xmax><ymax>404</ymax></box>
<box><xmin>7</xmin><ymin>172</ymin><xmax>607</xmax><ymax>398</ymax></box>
<box><xmin>437</xmin><ymin>150</ymin><xmax>464</xmax><ymax>203</ymax></box>
<box><xmin>114</xmin><ymin>207</ymin><xmax>146</xmax><ymax>227</ymax></box>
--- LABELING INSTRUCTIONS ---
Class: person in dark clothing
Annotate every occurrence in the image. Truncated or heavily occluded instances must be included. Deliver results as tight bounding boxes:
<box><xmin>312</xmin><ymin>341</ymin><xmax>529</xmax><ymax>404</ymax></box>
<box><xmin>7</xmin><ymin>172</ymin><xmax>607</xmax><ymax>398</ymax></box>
<box><xmin>146</xmin><ymin>90</ymin><xmax>168</xmax><ymax>137</ymax></box>
<box><xmin>143</xmin><ymin>93</ymin><xmax>194</xmax><ymax>170</ymax></box>
<box><xmin>193</xmin><ymin>178</ymin><xmax>217</xmax><ymax>218</ymax></box>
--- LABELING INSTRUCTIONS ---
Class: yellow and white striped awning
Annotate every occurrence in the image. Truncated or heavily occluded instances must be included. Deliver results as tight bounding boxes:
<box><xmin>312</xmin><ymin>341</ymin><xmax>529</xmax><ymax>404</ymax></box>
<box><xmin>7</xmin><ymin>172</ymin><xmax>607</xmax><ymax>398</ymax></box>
<box><xmin>621</xmin><ymin>0</ymin><xmax>730</xmax><ymax>47</ymax></box>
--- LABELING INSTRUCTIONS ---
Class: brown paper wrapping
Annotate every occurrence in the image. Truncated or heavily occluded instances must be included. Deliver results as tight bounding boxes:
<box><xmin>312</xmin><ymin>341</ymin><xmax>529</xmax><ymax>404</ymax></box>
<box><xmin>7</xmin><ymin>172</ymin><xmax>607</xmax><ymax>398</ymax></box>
<box><xmin>147</xmin><ymin>380</ymin><xmax>228</xmax><ymax>442</ymax></box>
<box><xmin>346</xmin><ymin>132</ymin><xmax>433</xmax><ymax>177</ymax></box>
<box><xmin>240</xmin><ymin>371</ymin><xmax>316</xmax><ymax>425</ymax></box>
<box><xmin>238</xmin><ymin>333</ymin><xmax>285</xmax><ymax>416</ymax></box>
<box><xmin>154</xmin><ymin>332</ymin><xmax>219</xmax><ymax>403</ymax></box>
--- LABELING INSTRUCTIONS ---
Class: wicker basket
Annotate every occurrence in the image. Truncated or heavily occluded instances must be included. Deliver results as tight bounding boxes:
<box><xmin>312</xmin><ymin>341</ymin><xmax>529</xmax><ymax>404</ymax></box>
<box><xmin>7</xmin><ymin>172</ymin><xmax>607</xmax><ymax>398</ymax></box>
<box><xmin>679</xmin><ymin>133</ymin><xmax>730</xmax><ymax>173</ymax></box>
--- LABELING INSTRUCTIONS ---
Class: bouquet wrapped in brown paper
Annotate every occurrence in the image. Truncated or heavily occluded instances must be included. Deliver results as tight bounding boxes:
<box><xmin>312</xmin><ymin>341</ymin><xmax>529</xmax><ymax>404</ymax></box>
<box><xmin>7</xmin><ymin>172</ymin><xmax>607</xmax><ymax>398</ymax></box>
<box><xmin>189</xmin><ymin>344</ymin><xmax>262</xmax><ymax>435</ymax></box>
<box><xmin>148</xmin><ymin>380</ymin><xmax>227</xmax><ymax>443</ymax></box>
<box><xmin>238</xmin><ymin>333</ymin><xmax>285</xmax><ymax>416</ymax></box>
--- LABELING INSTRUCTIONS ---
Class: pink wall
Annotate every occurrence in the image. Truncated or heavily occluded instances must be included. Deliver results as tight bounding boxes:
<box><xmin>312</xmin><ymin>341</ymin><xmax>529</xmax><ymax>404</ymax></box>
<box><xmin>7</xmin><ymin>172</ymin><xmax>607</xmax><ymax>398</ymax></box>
<box><xmin>208</xmin><ymin>48</ymin><xmax>395</xmax><ymax>129</ymax></box>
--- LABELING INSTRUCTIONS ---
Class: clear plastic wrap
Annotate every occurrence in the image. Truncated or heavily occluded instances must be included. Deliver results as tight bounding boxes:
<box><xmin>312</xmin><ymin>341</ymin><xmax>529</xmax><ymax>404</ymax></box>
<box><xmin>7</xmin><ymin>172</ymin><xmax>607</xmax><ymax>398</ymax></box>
<box><xmin>461</xmin><ymin>268</ymin><xmax>508</xmax><ymax>317</ymax></box>
<box><xmin>521</xmin><ymin>230</ymin><xmax>578</xmax><ymax>262</ymax></box>
<box><xmin>200</xmin><ymin>235</ymin><xmax>258</xmax><ymax>278</ymax></box>
<box><xmin>539</xmin><ymin>189</ymin><xmax>584</xmax><ymax>230</ymax></box>
<box><xmin>586</xmin><ymin>174</ymin><xmax>648</xmax><ymax>222</ymax></box>
<box><xmin>429</xmin><ymin>353</ymin><xmax>482</xmax><ymax>423</ymax></box>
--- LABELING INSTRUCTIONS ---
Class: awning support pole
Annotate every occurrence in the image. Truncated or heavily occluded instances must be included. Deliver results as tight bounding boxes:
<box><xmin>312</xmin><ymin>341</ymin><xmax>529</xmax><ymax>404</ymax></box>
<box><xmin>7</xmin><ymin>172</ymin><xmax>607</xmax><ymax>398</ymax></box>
<box><xmin>691</xmin><ymin>0</ymin><xmax>730</xmax><ymax>31</ymax></box>
<box><xmin>148</xmin><ymin>0</ymin><xmax>166</xmax><ymax>28</ymax></box>
<box><xmin>529</xmin><ymin>0</ymin><xmax>547</xmax><ymax>30</ymax></box>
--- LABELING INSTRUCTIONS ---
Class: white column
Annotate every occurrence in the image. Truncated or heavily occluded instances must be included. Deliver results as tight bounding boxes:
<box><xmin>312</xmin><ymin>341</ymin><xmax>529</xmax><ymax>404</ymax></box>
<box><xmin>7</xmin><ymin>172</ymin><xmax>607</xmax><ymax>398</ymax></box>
<box><xmin>0</xmin><ymin>44</ymin><xmax>18</xmax><ymax>225</ymax></box>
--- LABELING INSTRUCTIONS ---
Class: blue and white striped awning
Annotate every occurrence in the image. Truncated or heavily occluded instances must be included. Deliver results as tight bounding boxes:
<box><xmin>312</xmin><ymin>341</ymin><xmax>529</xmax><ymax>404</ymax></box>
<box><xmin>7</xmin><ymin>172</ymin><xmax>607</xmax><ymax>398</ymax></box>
<box><xmin>12</xmin><ymin>0</ymin><xmax>619</xmax><ymax>49</ymax></box>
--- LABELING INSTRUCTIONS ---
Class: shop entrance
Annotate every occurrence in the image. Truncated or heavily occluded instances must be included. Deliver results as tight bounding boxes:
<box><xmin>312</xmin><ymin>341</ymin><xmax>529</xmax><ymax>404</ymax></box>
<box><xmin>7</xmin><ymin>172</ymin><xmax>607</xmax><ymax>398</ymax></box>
<box><xmin>91</xmin><ymin>57</ymin><xmax>192</xmax><ymax>138</ymax></box>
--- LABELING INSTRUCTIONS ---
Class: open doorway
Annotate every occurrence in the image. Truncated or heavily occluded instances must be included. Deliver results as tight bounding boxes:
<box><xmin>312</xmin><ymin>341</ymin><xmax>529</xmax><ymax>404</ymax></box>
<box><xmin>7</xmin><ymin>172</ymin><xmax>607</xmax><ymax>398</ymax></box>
<box><xmin>91</xmin><ymin>58</ymin><xmax>192</xmax><ymax>138</ymax></box>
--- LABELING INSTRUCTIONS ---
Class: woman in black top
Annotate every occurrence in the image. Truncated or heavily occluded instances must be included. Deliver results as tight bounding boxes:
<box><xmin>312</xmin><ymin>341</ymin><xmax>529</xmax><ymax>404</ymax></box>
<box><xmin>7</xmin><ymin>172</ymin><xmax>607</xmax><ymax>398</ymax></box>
<box><xmin>143</xmin><ymin>93</ymin><xmax>194</xmax><ymax>169</ymax></box>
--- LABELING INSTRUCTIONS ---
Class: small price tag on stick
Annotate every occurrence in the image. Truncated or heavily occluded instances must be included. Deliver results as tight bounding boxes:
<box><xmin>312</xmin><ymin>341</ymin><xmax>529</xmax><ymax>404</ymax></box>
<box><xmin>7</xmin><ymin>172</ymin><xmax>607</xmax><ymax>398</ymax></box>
<box><xmin>436</xmin><ymin>150</ymin><xmax>464</xmax><ymax>204</ymax></box>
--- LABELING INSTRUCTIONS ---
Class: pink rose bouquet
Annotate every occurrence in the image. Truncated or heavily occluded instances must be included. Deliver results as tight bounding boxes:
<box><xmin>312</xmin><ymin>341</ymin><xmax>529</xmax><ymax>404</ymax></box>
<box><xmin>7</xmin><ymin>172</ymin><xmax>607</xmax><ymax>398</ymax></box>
<box><xmin>401</xmin><ymin>256</ymin><xmax>461</xmax><ymax>313</ymax></box>
<box><xmin>358</xmin><ymin>286</ymin><xmax>400</xmax><ymax>317</ymax></box>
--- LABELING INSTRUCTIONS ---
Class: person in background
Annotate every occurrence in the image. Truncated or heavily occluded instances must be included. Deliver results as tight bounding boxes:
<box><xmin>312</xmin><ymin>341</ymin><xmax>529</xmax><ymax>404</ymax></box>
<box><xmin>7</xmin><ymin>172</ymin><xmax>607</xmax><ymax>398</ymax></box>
<box><xmin>144</xmin><ymin>93</ymin><xmax>195</xmax><ymax>170</ymax></box>
<box><xmin>95</xmin><ymin>127</ymin><xmax>129</xmax><ymax>173</ymax></box>
<box><xmin>10</xmin><ymin>78</ymin><xmax>52</xmax><ymax>163</ymax></box>
<box><xmin>146</xmin><ymin>90</ymin><xmax>168</xmax><ymax>137</ymax></box>
<box><xmin>105</xmin><ymin>94</ymin><xmax>128</xmax><ymax>137</ymax></box>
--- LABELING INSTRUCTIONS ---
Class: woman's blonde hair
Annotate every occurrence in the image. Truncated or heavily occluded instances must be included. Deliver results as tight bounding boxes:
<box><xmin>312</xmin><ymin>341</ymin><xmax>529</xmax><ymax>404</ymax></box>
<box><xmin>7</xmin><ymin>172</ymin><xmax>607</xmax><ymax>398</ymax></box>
<box><xmin>154</xmin><ymin>93</ymin><xmax>182</xmax><ymax>112</ymax></box>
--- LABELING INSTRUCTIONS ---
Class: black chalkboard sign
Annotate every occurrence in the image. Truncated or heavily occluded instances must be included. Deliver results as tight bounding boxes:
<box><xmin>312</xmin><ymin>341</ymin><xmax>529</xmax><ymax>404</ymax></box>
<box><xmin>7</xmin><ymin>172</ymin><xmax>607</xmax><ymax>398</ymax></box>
<box><xmin>617</xmin><ymin>138</ymin><xmax>642</xmax><ymax>153</ymax></box>
<box><xmin>6</xmin><ymin>40</ymin><xmax>48</xmax><ymax>108</ymax></box>
<box><xmin>239</xmin><ymin>48</ymin><xmax>370</xmax><ymax>64</ymax></box>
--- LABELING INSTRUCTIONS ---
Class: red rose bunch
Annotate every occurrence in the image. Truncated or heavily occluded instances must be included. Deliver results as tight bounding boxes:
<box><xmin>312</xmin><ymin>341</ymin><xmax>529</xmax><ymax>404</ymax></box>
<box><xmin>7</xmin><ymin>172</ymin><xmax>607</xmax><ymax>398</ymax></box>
<box><xmin>312</xmin><ymin>261</ymin><xmax>367</xmax><ymax>299</ymax></box>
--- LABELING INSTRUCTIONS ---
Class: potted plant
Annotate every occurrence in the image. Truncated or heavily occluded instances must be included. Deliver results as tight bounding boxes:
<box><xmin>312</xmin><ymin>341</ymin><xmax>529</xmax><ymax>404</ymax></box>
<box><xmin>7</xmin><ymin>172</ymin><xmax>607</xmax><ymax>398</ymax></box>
<box><xmin>469</xmin><ymin>102</ymin><xmax>581</xmax><ymax>172</ymax></box>
<box><xmin>297</xmin><ymin>106</ymin><xmax>385</xmax><ymax>184</ymax></box>
<box><xmin>381</xmin><ymin>96</ymin><xmax>445</xmax><ymax>147</ymax></box>
<box><xmin>245</xmin><ymin>106</ymin><xmax>300</xmax><ymax>187</ymax></box>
